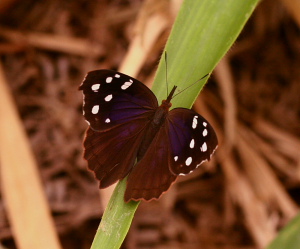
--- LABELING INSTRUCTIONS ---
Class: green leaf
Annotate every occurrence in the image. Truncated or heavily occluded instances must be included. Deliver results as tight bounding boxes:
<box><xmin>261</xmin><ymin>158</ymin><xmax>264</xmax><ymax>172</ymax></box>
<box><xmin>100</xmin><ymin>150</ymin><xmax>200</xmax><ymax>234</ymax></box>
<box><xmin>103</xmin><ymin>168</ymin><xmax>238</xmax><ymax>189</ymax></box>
<box><xmin>266</xmin><ymin>213</ymin><xmax>300</xmax><ymax>249</ymax></box>
<box><xmin>90</xmin><ymin>0</ymin><xmax>260</xmax><ymax>248</ymax></box>
<box><xmin>153</xmin><ymin>0</ymin><xmax>259</xmax><ymax>107</ymax></box>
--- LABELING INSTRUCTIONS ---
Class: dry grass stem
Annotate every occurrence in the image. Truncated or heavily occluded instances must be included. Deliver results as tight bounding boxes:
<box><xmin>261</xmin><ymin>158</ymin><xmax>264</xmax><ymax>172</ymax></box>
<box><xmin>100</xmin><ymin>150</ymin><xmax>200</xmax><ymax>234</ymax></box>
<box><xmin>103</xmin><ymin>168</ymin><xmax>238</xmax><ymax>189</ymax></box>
<box><xmin>0</xmin><ymin>26</ymin><xmax>103</xmax><ymax>56</ymax></box>
<box><xmin>119</xmin><ymin>0</ymin><xmax>171</xmax><ymax>76</ymax></box>
<box><xmin>0</xmin><ymin>63</ymin><xmax>61</xmax><ymax>249</ymax></box>
<box><xmin>214</xmin><ymin>57</ymin><xmax>237</xmax><ymax>149</ymax></box>
<box><xmin>222</xmin><ymin>153</ymin><xmax>276</xmax><ymax>248</ymax></box>
<box><xmin>238</xmin><ymin>125</ymin><xmax>298</xmax><ymax>218</ymax></box>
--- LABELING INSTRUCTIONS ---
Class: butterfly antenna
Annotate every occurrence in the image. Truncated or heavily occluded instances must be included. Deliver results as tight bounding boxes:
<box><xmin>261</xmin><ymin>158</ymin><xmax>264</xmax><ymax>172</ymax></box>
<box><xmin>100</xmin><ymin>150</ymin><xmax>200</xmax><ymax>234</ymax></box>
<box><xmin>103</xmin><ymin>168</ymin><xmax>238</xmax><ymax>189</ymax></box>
<box><xmin>172</xmin><ymin>73</ymin><xmax>209</xmax><ymax>99</ymax></box>
<box><xmin>164</xmin><ymin>51</ymin><xmax>169</xmax><ymax>97</ymax></box>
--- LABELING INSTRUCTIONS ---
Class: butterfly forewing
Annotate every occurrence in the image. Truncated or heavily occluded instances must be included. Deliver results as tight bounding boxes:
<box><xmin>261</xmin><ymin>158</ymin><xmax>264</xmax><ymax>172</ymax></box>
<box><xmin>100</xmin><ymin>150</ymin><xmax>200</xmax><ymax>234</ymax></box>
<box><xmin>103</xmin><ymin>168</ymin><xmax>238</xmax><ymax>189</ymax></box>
<box><xmin>167</xmin><ymin>108</ymin><xmax>218</xmax><ymax>175</ymax></box>
<box><xmin>79</xmin><ymin>70</ymin><xmax>158</xmax><ymax>131</ymax></box>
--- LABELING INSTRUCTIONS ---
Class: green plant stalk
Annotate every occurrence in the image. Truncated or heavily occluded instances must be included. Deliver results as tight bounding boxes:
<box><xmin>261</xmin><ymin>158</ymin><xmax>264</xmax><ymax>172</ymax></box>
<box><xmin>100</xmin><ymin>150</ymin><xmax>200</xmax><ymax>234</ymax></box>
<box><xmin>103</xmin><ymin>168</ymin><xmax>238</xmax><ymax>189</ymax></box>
<box><xmin>90</xmin><ymin>0</ymin><xmax>260</xmax><ymax>249</ymax></box>
<box><xmin>90</xmin><ymin>178</ymin><xmax>139</xmax><ymax>249</ymax></box>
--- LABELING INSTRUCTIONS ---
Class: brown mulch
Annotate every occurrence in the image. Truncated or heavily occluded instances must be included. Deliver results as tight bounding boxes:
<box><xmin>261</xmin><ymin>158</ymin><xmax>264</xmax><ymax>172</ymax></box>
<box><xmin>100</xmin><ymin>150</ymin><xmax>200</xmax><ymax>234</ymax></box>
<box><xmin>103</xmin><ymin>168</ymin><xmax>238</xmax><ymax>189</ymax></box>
<box><xmin>0</xmin><ymin>0</ymin><xmax>300</xmax><ymax>249</ymax></box>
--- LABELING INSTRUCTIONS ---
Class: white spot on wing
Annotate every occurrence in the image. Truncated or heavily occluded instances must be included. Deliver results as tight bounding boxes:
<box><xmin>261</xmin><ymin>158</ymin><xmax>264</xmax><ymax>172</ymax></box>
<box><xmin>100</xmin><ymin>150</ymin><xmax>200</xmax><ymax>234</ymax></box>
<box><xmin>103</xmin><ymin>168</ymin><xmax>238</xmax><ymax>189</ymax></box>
<box><xmin>201</xmin><ymin>142</ymin><xmax>207</xmax><ymax>152</ymax></box>
<box><xmin>106</xmin><ymin>77</ymin><xmax>113</xmax><ymax>83</ymax></box>
<box><xmin>174</xmin><ymin>156</ymin><xmax>178</xmax><ymax>161</ymax></box>
<box><xmin>91</xmin><ymin>83</ymin><xmax>100</xmax><ymax>92</ymax></box>
<box><xmin>121</xmin><ymin>81</ymin><xmax>133</xmax><ymax>90</ymax></box>
<box><xmin>190</xmin><ymin>139</ymin><xmax>195</xmax><ymax>148</ymax></box>
<box><xmin>85</xmin><ymin>120</ymin><xmax>90</xmax><ymax>126</ymax></box>
<box><xmin>115</xmin><ymin>74</ymin><xmax>120</xmax><ymax>78</ymax></box>
<box><xmin>105</xmin><ymin>118</ymin><xmax>110</xmax><ymax>123</ymax></box>
<box><xmin>203</xmin><ymin>129</ymin><xmax>208</xmax><ymax>137</ymax></box>
<box><xmin>92</xmin><ymin>105</ymin><xmax>99</xmax><ymax>114</ymax></box>
<box><xmin>129</xmin><ymin>79</ymin><xmax>133</xmax><ymax>83</ymax></box>
<box><xmin>192</xmin><ymin>116</ymin><xmax>198</xmax><ymax>129</ymax></box>
<box><xmin>185</xmin><ymin>157</ymin><xmax>192</xmax><ymax>166</ymax></box>
<box><xmin>203</xmin><ymin>122</ymin><xmax>207</xmax><ymax>127</ymax></box>
<box><xmin>105</xmin><ymin>94</ymin><xmax>113</xmax><ymax>102</ymax></box>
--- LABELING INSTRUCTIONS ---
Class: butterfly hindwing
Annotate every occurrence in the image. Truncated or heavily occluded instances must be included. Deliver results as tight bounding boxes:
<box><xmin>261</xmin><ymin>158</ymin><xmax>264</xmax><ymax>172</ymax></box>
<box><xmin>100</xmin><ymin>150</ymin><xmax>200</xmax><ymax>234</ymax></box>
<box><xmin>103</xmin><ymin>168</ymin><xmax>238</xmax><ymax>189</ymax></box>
<box><xmin>125</xmin><ymin>124</ymin><xmax>177</xmax><ymax>202</ymax></box>
<box><xmin>84</xmin><ymin>119</ymin><xmax>151</xmax><ymax>188</ymax></box>
<box><xmin>79</xmin><ymin>70</ymin><xmax>158</xmax><ymax>131</ymax></box>
<box><xmin>167</xmin><ymin>108</ymin><xmax>218</xmax><ymax>175</ymax></box>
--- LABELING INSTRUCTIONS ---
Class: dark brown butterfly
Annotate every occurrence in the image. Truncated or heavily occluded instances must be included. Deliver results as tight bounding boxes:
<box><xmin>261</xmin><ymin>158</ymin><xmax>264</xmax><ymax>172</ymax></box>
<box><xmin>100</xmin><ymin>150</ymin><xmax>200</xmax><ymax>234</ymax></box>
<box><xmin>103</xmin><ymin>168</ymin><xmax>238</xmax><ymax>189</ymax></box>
<box><xmin>79</xmin><ymin>70</ymin><xmax>218</xmax><ymax>202</ymax></box>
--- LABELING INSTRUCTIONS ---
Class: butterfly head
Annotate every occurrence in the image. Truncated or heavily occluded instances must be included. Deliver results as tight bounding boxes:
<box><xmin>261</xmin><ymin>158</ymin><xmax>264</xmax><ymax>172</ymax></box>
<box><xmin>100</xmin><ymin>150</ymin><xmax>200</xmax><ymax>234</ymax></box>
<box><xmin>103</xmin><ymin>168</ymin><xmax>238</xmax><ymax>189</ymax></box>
<box><xmin>160</xmin><ymin>85</ymin><xmax>177</xmax><ymax>110</ymax></box>
<box><xmin>161</xmin><ymin>99</ymin><xmax>172</xmax><ymax>110</ymax></box>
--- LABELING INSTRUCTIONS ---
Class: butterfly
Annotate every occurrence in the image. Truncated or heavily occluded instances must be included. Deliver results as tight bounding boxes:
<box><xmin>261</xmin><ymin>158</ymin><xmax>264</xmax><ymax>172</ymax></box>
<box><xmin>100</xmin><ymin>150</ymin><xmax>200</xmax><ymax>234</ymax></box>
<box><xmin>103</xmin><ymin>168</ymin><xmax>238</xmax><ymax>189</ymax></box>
<box><xmin>79</xmin><ymin>69</ymin><xmax>218</xmax><ymax>202</ymax></box>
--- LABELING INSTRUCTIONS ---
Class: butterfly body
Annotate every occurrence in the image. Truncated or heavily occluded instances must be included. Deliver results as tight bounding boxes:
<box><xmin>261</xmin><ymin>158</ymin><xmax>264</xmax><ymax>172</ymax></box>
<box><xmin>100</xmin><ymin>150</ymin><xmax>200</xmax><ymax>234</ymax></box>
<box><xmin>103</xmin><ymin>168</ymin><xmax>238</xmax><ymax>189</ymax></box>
<box><xmin>79</xmin><ymin>70</ymin><xmax>218</xmax><ymax>202</ymax></box>
<box><xmin>138</xmin><ymin>87</ymin><xmax>177</xmax><ymax>160</ymax></box>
